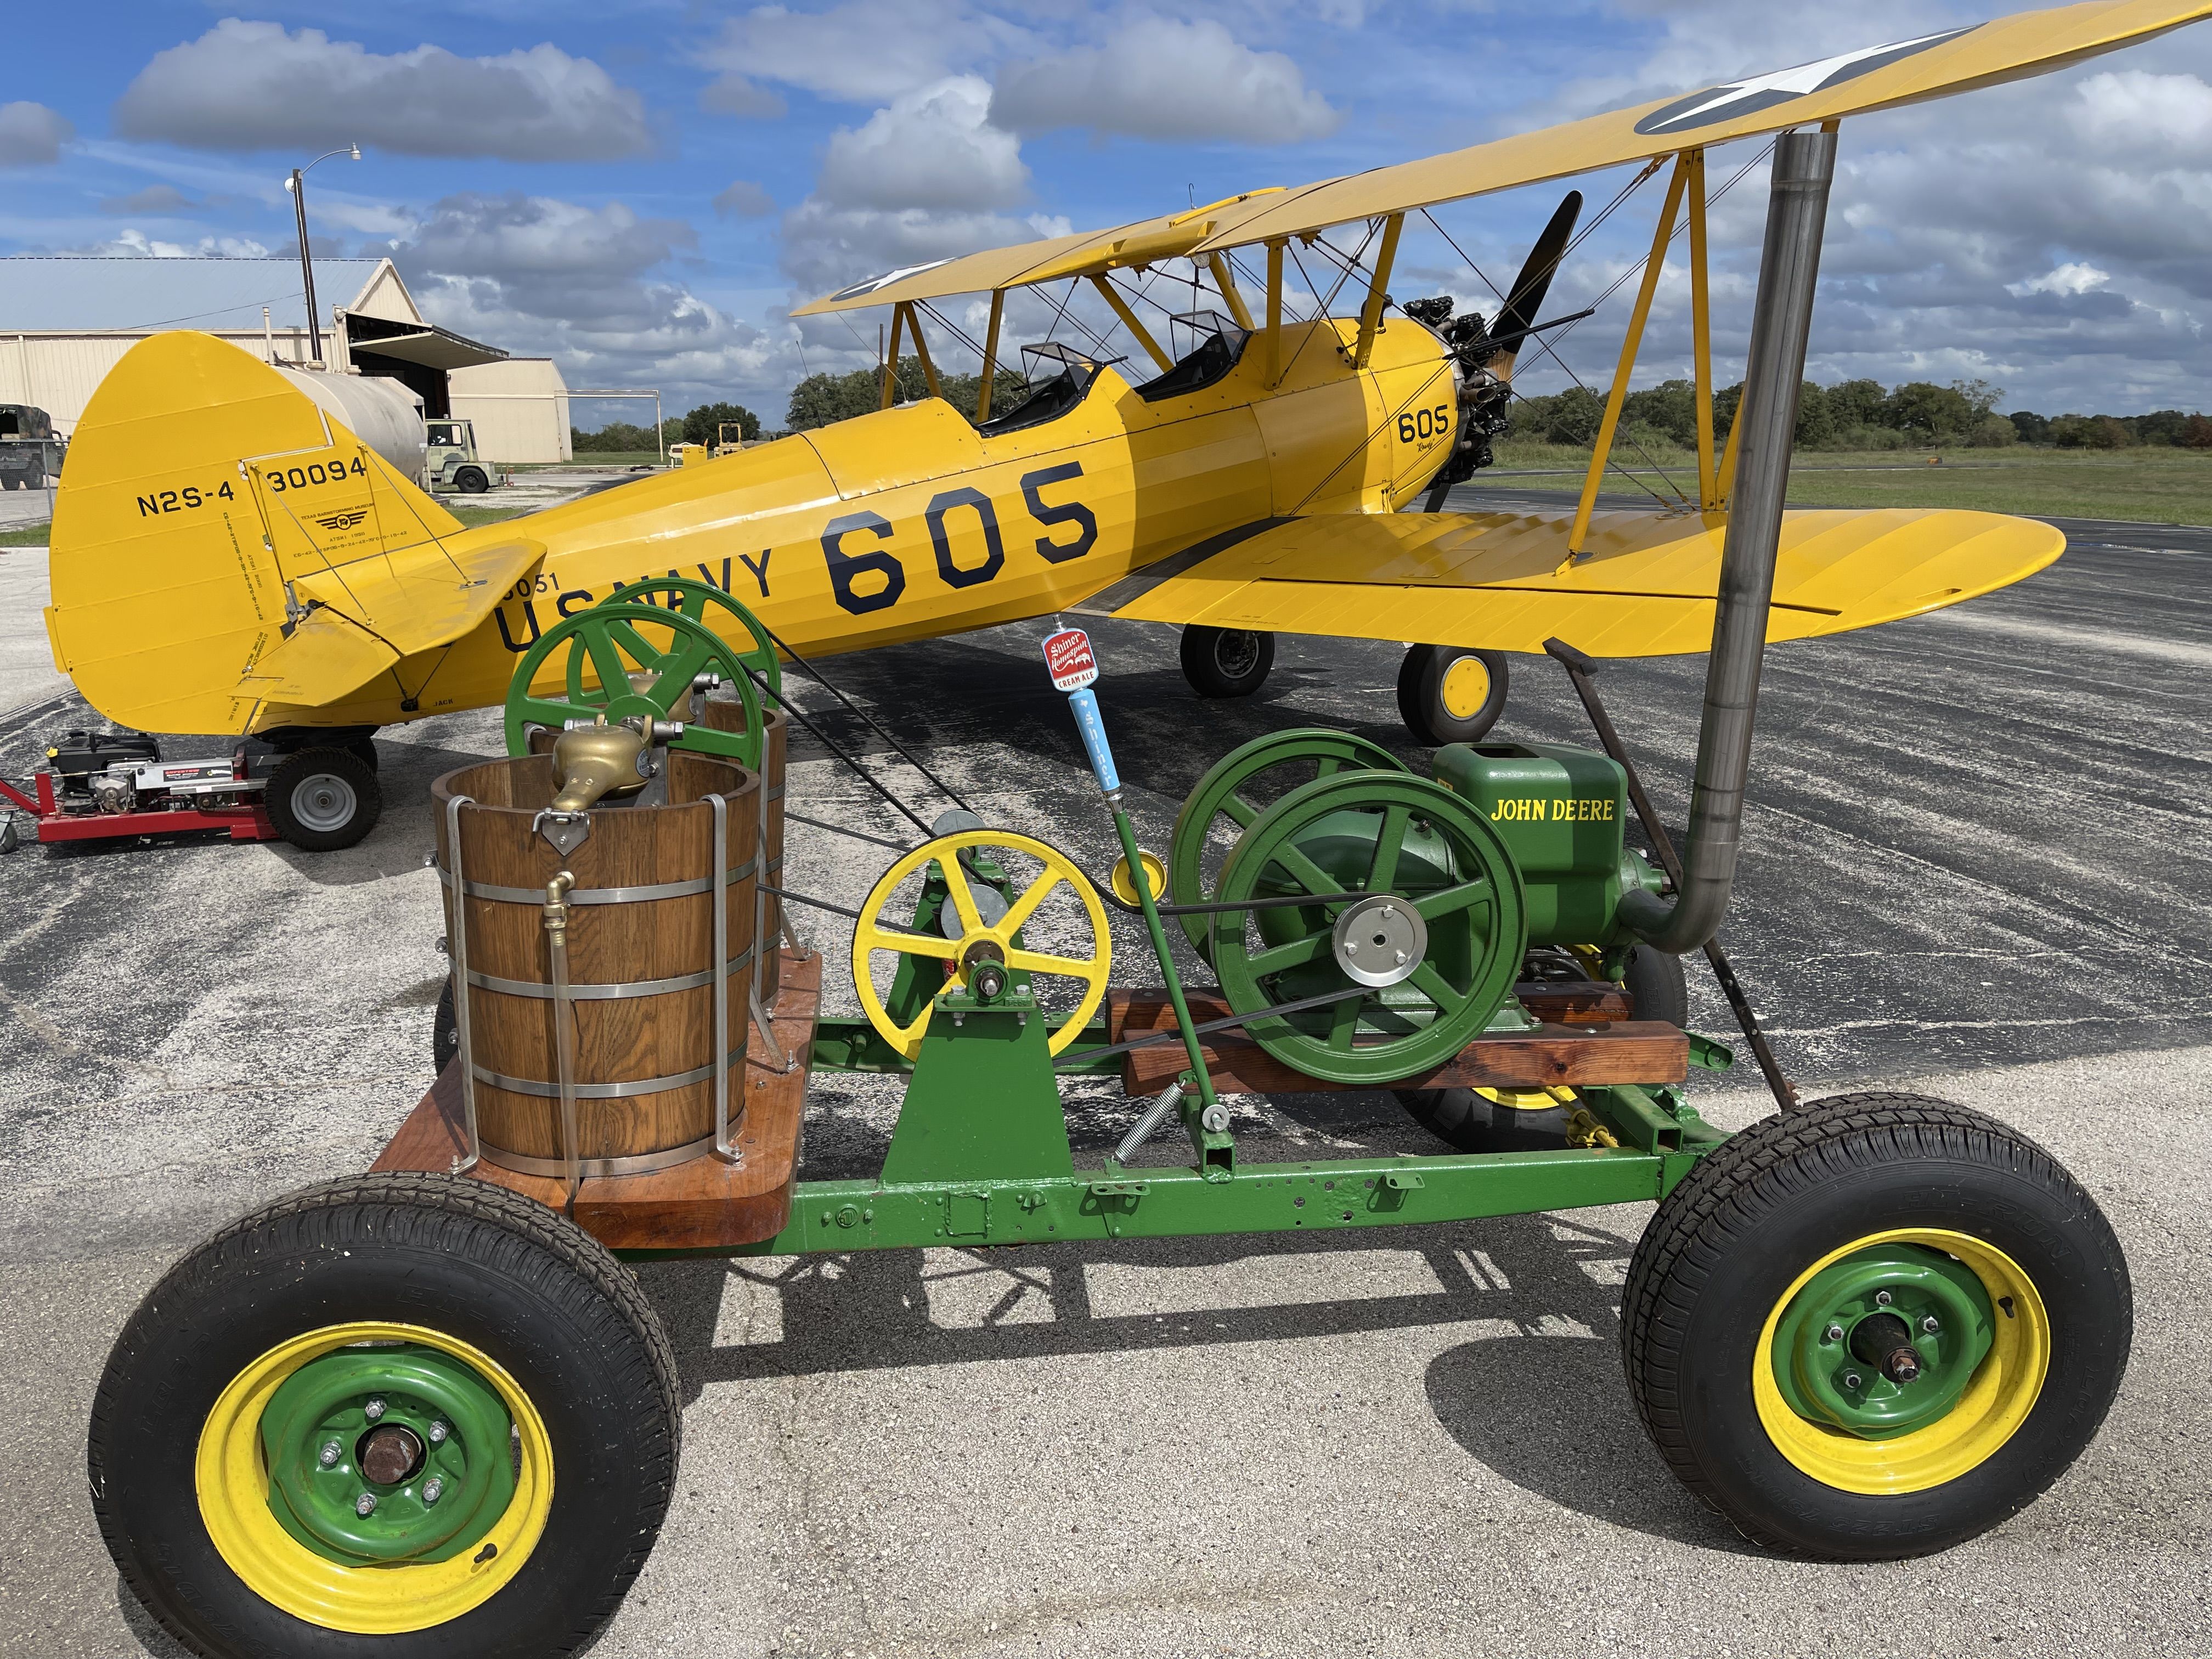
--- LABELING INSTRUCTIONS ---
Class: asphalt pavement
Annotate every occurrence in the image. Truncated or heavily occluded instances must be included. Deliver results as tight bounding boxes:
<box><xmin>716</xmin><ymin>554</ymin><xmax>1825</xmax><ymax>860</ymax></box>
<box><xmin>2</xmin><ymin>502</ymin><xmax>2207</xmax><ymax>1657</ymax></box>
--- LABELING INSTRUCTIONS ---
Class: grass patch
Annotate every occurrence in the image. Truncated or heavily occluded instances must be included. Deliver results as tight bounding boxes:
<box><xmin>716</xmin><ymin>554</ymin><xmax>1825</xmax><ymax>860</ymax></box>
<box><xmin>1485</xmin><ymin>441</ymin><xmax>2212</xmax><ymax>524</ymax></box>
<box><xmin>1</xmin><ymin>523</ymin><xmax>50</xmax><ymax>548</ymax></box>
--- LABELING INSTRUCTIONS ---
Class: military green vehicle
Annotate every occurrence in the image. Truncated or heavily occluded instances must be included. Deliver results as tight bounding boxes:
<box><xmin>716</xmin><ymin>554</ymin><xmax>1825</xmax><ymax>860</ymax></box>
<box><xmin>0</xmin><ymin>403</ymin><xmax>59</xmax><ymax>491</ymax></box>
<box><xmin>424</xmin><ymin>417</ymin><xmax>492</xmax><ymax>494</ymax></box>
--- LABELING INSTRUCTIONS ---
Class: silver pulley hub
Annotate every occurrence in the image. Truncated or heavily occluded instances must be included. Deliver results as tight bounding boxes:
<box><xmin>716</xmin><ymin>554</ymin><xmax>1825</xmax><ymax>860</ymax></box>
<box><xmin>1330</xmin><ymin>894</ymin><xmax>1427</xmax><ymax>988</ymax></box>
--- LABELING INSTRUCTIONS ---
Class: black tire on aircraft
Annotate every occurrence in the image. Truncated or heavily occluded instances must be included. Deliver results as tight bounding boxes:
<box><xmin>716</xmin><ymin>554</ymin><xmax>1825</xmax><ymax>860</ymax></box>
<box><xmin>1180</xmin><ymin>626</ymin><xmax>1274</xmax><ymax>698</ymax></box>
<box><xmin>1397</xmin><ymin>644</ymin><xmax>1509</xmax><ymax>744</ymax></box>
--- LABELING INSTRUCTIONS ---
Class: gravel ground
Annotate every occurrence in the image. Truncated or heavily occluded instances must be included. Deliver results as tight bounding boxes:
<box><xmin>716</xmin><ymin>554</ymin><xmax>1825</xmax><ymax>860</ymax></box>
<box><xmin>1</xmin><ymin>510</ymin><xmax>2205</xmax><ymax>1657</ymax></box>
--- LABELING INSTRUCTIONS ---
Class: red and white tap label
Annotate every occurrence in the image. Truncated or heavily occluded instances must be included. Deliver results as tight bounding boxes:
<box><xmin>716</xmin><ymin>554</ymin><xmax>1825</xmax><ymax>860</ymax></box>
<box><xmin>1042</xmin><ymin>627</ymin><xmax>1098</xmax><ymax>691</ymax></box>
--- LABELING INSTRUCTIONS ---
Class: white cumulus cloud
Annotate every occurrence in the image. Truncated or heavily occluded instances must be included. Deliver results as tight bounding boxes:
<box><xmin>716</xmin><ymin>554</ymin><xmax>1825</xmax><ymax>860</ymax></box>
<box><xmin>991</xmin><ymin>18</ymin><xmax>1341</xmax><ymax>144</ymax></box>
<box><xmin>112</xmin><ymin>20</ymin><xmax>653</xmax><ymax>161</ymax></box>
<box><xmin>700</xmin><ymin>0</ymin><xmax>1030</xmax><ymax>109</ymax></box>
<box><xmin>2008</xmin><ymin>262</ymin><xmax>2113</xmax><ymax>298</ymax></box>
<box><xmin>819</xmin><ymin>77</ymin><xmax>1029</xmax><ymax>212</ymax></box>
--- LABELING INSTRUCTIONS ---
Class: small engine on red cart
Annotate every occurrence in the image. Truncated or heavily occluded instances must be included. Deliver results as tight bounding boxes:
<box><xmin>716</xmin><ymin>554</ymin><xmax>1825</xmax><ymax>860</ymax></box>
<box><xmin>3</xmin><ymin>728</ymin><xmax>381</xmax><ymax>851</ymax></box>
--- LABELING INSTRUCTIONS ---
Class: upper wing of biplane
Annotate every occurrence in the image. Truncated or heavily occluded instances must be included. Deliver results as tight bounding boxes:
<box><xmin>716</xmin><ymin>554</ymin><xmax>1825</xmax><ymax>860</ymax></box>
<box><xmin>1069</xmin><ymin>507</ymin><xmax>2065</xmax><ymax>656</ymax></box>
<box><xmin>794</xmin><ymin>0</ymin><xmax>2212</xmax><ymax>317</ymax></box>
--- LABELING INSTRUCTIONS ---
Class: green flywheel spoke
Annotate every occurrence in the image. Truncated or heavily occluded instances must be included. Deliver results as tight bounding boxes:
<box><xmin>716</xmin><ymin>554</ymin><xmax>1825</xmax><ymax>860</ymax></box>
<box><xmin>1366</xmin><ymin>805</ymin><xmax>1412</xmax><ymax>895</ymax></box>
<box><xmin>1271</xmin><ymin>842</ymin><xmax>1344</xmax><ymax>900</ymax></box>
<box><xmin>1407</xmin><ymin>960</ymin><xmax>1466</xmax><ymax>1012</ymax></box>
<box><xmin>1414</xmin><ymin>879</ymin><xmax>1493</xmax><ymax>922</ymax></box>
<box><xmin>1242</xmin><ymin>928</ymin><xmax>1334</xmax><ymax>979</ymax></box>
<box><xmin>1220</xmin><ymin>792</ymin><xmax>1260</xmax><ymax>828</ymax></box>
<box><xmin>1326</xmin><ymin>992</ymin><xmax>1364</xmax><ymax>1052</ymax></box>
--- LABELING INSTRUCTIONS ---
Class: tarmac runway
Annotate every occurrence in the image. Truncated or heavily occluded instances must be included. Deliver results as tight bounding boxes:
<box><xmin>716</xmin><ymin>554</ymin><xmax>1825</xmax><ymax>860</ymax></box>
<box><xmin>2</xmin><ymin>504</ymin><xmax>2206</xmax><ymax>1657</ymax></box>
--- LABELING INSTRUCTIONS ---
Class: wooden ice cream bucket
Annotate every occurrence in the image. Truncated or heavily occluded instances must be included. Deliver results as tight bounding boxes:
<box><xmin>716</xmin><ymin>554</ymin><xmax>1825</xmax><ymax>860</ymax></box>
<box><xmin>432</xmin><ymin>752</ymin><xmax>758</xmax><ymax>1180</ymax></box>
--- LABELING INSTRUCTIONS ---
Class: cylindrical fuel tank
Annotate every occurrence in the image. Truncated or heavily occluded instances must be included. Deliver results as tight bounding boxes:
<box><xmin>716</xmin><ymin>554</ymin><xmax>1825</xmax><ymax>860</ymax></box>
<box><xmin>702</xmin><ymin>695</ymin><xmax>787</xmax><ymax>1000</ymax></box>
<box><xmin>274</xmin><ymin>365</ymin><xmax>427</xmax><ymax>479</ymax></box>
<box><xmin>432</xmin><ymin>751</ymin><xmax>758</xmax><ymax>1178</ymax></box>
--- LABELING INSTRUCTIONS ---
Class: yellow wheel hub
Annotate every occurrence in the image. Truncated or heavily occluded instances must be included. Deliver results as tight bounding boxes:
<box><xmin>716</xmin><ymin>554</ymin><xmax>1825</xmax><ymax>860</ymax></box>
<box><xmin>1438</xmin><ymin>654</ymin><xmax>1491</xmax><ymax>720</ymax></box>
<box><xmin>1753</xmin><ymin>1229</ymin><xmax>2049</xmax><ymax>1494</ymax></box>
<box><xmin>197</xmin><ymin>1322</ymin><xmax>553</xmax><ymax>1634</ymax></box>
<box><xmin>854</xmin><ymin>829</ymin><xmax>1111</xmax><ymax>1058</ymax></box>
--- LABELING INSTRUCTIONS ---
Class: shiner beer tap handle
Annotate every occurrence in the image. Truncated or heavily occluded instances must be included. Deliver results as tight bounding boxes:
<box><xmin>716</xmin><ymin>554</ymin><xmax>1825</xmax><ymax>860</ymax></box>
<box><xmin>1041</xmin><ymin>623</ymin><xmax>1119</xmax><ymax>798</ymax></box>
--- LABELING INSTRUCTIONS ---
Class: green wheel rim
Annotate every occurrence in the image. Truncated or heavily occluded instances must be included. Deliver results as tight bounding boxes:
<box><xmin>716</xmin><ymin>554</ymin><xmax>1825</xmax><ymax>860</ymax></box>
<box><xmin>258</xmin><ymin>1342</ymin><xmax>516</xmax><ymax>1566</ymax></box>
<box><xmin>1210</xmin><ymin>772</ymin><xmax>1525</xmax><ymax>1086</ymax></box>
<box><xmin>1169</xmin><ymin>728</ymin><xmax>1409</xmax><ymax>957</ymax></box>
<box><xmin>1769</xmin><ymin>1243</ymin><xmax>1998</xmax><ymax>1440</ymax></box>
<box><xmin>596</xmin><ymin>576</ymin><xmax>782</xmax><ymax>703</ymax></box>
<box><xmin>504</xmin><ymin>603</ymin><xmax>763</xmax><ymax>767</ymax></box>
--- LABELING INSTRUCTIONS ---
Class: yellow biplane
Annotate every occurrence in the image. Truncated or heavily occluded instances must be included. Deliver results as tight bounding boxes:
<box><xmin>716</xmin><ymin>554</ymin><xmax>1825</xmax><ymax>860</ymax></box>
<box><xmin>43</xmin><ymin>0</ymin><xmax>2209</xmax><ymax>817</ymax></box>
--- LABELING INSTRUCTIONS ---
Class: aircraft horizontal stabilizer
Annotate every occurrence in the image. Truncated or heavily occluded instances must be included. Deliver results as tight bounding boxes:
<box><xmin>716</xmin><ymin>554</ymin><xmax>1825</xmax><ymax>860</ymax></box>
<box><xmin>237</xmin><ymin>535</ymin><xmax>546</xmax><ymax>708</ymax></box>
<box><xmin>1074</xmin><ymin>506</ymin><xmax>2064</xmax><ymax>655</ymax></box>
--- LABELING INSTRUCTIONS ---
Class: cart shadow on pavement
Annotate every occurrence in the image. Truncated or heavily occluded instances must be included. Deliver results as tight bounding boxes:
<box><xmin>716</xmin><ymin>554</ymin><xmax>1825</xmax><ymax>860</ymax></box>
<box><xmin>635</xmin><ymin>1202</ymin><xmax>1740</xmax><ymax>1551</ymax></box>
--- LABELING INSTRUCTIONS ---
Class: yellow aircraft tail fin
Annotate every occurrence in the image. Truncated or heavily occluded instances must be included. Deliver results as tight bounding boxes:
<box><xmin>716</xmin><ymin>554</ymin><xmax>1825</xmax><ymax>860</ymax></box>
<box><xmin>46</xmin><ymin>331</ymin><xmax>541</xmax><ymax>734</ymax></box>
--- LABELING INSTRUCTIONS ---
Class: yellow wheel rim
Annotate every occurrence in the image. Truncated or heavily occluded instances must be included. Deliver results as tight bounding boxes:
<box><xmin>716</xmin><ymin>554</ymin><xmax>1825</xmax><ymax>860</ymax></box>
<box><xmin>854</xmin><ymin>829</ymin><xmax>1111</xmax><ymax>1058</ymax></box>
<box><xmin>1438</xmin><ymin>654</ymin><xmax>1491</xmax><ymax>720</ymax></box>
<box><xmin>1753</xmin><ymin>1229</ymin><xmax>2049</xmax><ymax>1495</ymax></box>
<box><xmin>197</xmin><ymin>1322</ymin><xmax>554</xmax><ymax>1635</ymax></box>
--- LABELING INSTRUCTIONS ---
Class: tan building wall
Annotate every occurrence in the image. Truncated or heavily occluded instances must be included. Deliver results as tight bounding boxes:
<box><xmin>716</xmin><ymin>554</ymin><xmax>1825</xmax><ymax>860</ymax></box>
<box><xmin>0</xmin><ymin>326</ymin><xmax>321</xmax><ymax>432</ymax></box>
<box><xmin>448</xmin><ymin>358</ymin><xmax>573</xmax><ymax>464</ymax></box>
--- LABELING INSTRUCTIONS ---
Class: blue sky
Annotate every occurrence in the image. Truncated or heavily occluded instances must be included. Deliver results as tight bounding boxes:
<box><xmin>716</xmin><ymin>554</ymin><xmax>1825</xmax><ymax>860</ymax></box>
<box><xmin>8</xmin><ymin>2</ymin><xmax>2212</xmax><ymax>427</ymax></box>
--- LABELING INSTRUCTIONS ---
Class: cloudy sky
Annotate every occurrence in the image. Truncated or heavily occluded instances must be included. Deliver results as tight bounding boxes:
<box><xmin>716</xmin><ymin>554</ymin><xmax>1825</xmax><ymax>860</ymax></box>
<box><xmin>6</xmin><ymin>1</ymin><xmax>2211</xmax><ymax>426</ymax></box>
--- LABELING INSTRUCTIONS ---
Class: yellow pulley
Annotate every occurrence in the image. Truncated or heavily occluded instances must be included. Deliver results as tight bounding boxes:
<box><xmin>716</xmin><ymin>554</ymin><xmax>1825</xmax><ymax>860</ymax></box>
<box><xmin>853</xmin><ymin>830</ymin><xmax>1110</xmax><ymax>1058</ymax></box>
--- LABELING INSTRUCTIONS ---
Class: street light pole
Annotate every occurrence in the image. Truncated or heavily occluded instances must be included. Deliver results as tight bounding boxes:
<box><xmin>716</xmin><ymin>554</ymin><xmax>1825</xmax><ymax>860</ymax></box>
<box><xmin>283</xmin><ymin>144</ymin><xmax>360</xmax><ymax>369</ymax></box>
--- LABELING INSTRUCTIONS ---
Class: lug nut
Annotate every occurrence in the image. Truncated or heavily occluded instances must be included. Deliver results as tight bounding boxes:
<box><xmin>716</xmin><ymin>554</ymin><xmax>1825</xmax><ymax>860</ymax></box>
<box><xmin>356</xmin><ymin>1493</ymin><xmax>379</xmax><ymax>1517</ymax></box>
<box><xmin>1824</xmin><ymin>1323</ymin><xmax>1844</xmax><ymax>1343</ymax></box>
<box><xmin>427</xmin><ymin>1421</ymin><xmax>449</xmax><ymax>1445</ymax></box>
<box><xmin>1842</xmin><ymin>1372</ymin><xmax>1864</xmax><ymax>1389</ymax></box>
<box><xmin>363</xmin><ymin>1398</ymin><xmax>387</xmax><ymax>1421</ymax></box>
<box><xmin>319</xmin><ymin>1440</ymin><xmax>343</xmax><ymax>1468</ymax></box>
<box><xmin>1875</xmin><ymin>1290</ymin><xmax>1894</xmax><ymax>1307</ymax></box>
<box><xmin>422</xmin><ymin>1477</ymin><xmax>444</xmax><ymax>1505</ymax></box>
<box><xmin>1922</xmin><ymin>1314</ymin><xmax>1940</xmax><ymax>1334</ymax></box>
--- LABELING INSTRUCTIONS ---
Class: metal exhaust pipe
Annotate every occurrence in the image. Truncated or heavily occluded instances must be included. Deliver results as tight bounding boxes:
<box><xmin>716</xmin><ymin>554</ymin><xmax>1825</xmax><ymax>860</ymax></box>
<box><xmin>1619</xmin><ymin>127</ymin><xmax>1836</xmax><ymax>955</ymax></box>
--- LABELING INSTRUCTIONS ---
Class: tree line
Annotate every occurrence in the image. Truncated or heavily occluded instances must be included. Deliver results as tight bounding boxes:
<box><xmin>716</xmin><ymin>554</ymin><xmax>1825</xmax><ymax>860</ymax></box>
<box><xmin>569</xmin><ymin>402</ymin><xmax>763</xmax><ymax>454</ymax></box>
<box><xmin>1509</xmin><ymin>377</ymin><xmax>2212</xmax><ymax>453</ymax></box>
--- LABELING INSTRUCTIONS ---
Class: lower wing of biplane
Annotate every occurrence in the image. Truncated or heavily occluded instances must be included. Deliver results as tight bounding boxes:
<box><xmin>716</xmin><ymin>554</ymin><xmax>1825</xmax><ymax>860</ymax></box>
<box><xmin>1070</xmin><ymin>506</ymin><xmax>2064</xmax><ymax>656</ymax></box>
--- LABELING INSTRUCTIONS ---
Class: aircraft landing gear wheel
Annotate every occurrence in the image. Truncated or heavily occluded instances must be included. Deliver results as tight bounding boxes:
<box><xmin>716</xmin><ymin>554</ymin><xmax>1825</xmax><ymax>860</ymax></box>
<box><xmin>1622</xmin><ymin>1094</ymin><xmax>2130</xmax><ymax>1560</ymax></box>
<box><xmin>89</xmin><ymin>1173</ymin><xmax>681</xmax><ymax>1657</ymax></box>
<box><xmin>1398</xmin><ymin>644</ymin><xmax>1508</xmax><ymax>744</ymax></box>
<box><xmin>1397</xmin><ymin>1084</ymin><xmax>1576</xmax><ymax>1152</ymax></box>
<box><xmin>1181</xmin><ymin>625</ymin><xmax>1274</xmax><ymax>698</ymax></box>
<box><xmin>267</xmin><ymin>748</ymin><xmax>381</xmax><ymax>852</ymax></box>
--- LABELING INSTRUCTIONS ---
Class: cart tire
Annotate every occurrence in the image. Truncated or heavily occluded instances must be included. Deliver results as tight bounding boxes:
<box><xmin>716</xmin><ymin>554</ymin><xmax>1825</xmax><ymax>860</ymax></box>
<box><xmin>1395</xmin><ymin>1084</ymin><xmax>1572</xmax><ymax>1151</ymax></box>
<box><xmin>433</xmin><ymin>978</ymin><xmax>459</xmax><ymax>1073</ymax></box>
<box><xmin>1397</xmin><ymin>644</ymin><xmax>1508</xmax><ymax>744</ymax></box>
<box><xmin>347</xmin><ymin>736</ymin><xmax>379</xmax><ymax>772</ymax></box>
<box><xmin>1622</xmin><ymin>1093</ymin><xmax>2130</xmax><ymax>1559</ymax></box>
<box><xmin>1622</xmin><ymin>943</ymin><xmax>1689</xmax><ymax>1026</ymax></box>
<box><xmin>89</xmin><ymin>1173</ymin><xmax>680</xmax><ymax>1658</ymax></box>
<box><xmin>1180</xmin><ymin>625</ymin><xmax>1274</xmax><ymax>697</ymax></box>
<box><xmin>267</xmin><ymin>748</ymin><xmax>381</xmax><ymax>851</ymax></box>
<box><xmin>455</xmin><ymin>467</ymin><xmax>489</xmax><ymax>495</ymax></box>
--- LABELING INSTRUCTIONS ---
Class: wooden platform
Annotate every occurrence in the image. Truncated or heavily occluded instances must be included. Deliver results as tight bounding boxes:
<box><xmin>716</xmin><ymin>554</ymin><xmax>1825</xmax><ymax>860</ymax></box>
<box><xmin>1112</xmin><ymin>986</ymin><xmax>1685</xmax><ymax>1095</ymax></box>
<box><xmin>373</xmin><ymin>952</ymin><xmax>819</xmax><ymax>1250</ymax></box>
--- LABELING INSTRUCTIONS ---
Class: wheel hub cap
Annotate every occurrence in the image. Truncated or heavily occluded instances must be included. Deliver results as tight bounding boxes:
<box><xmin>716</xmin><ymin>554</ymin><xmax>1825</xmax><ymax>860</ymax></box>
<box><xmin>259</xmin><ymin>1342</ymin><xmax>515</xmax><ymax>1564</ymax></box>
<box><xmin>291</xmin><ymin>774</ymin><xmax>356</xmax><ymax>833</ymax></box>
<box><xmin>1770</xmin><ymin>1244</ymin><xmax>1995</xmax><ymax>1438</ymax></box>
